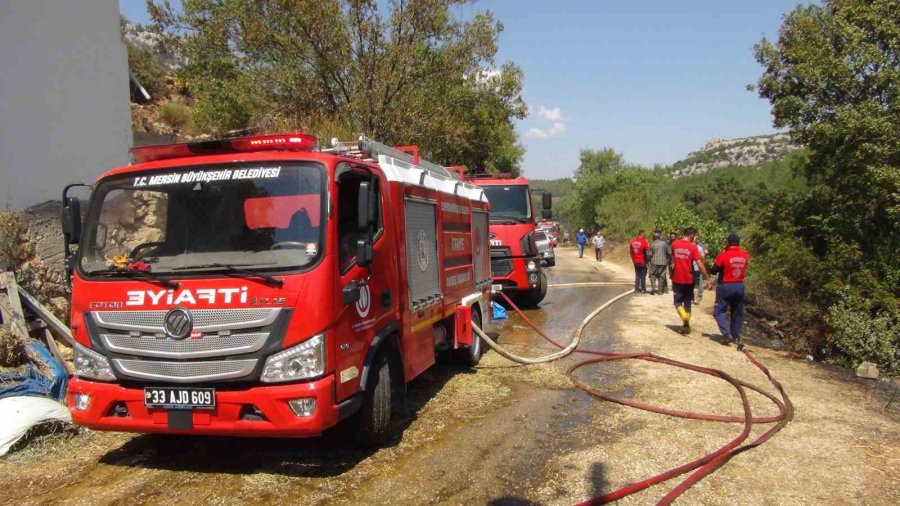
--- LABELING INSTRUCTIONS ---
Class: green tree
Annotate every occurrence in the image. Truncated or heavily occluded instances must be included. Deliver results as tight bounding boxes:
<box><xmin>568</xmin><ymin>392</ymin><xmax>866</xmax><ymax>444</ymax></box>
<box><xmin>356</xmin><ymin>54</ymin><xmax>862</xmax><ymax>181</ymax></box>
<box><xmin>754</xmin><ymin>0</ymin><xmax>899</xmax><ymax>372</ymax></box>
<box><xmin>149</xmin><ymin>0</ymin><xmax>526</xmax><ymax>171</ymax></box>
<box><xmin>754</xmin><ymin>0</ymin><xmax>900</xmax><ymax>295</ymax></box>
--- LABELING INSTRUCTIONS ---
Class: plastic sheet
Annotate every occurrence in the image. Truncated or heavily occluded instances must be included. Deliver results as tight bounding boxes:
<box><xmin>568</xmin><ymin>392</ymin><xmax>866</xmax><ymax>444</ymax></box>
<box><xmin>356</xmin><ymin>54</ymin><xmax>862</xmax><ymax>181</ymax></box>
<box><xmin>492</xmin><ymin>301</ymin><xmax>508</xmax><ymax>319</ymax></box>
<box><xmin>0</xmin><ymin>396</ymin><xmax>71</xmax><ymax>456</ymax></box>
<box><xmin>0</xmin><ymin>342</ymin><xmax>68</xmax><ymax>401</ymax></box>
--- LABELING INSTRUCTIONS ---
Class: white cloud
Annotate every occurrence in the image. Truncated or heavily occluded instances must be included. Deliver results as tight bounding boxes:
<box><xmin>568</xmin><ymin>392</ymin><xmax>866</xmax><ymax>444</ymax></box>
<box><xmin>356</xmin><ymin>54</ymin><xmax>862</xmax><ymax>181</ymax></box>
<box><xmin>538</xmin><ymin>105</ymin><xmax>565</xmax><ymax>122</ymax></box>
<box><xmin>526</xmin><ymin>127</ymin><xmax>551</xmax><ymax>139</ymax></box>
<box><xmin>525</xmin><ymin>104</ymin><xmax>568</xmax><ymax>140</ymax></box>
<box><xmin>548</xmin><ymin>122</ymin><xmax>567</xmax><ymax>135</ymax></box>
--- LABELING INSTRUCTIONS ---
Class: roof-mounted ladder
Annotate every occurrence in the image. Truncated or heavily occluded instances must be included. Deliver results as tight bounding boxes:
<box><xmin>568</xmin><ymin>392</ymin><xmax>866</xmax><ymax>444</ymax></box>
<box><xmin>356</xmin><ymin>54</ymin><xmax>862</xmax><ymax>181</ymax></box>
<box><xmin>323</xmin><ymin>136</ymin><xmax>455</xmax><ymax>180</ymax></box>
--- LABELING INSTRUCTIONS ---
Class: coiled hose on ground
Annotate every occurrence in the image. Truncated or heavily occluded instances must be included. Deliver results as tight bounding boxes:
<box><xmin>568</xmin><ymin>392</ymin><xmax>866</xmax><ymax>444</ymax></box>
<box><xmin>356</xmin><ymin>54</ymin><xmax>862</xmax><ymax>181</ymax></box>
<box><xmin>471</xmin><ymin>290</ymin><xmax>793</xmax><ymax>505</ymax></box>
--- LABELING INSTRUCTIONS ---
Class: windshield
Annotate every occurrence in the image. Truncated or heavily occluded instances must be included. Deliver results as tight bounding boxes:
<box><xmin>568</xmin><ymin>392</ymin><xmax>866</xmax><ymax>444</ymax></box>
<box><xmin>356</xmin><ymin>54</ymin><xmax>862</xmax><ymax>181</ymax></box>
<box><xmin>482</xmin><ymin>184</ymin><xmax>532</xmax><ymax>220</ymax></box>
<box><xmin>79</xmin><ymin>162</ymin><xmax>326</xmax><ymax>276</ymax></box>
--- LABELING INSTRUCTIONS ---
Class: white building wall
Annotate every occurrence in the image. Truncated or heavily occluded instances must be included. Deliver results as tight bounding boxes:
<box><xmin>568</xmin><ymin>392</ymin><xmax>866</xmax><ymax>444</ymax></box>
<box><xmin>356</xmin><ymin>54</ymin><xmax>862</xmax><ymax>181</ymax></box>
<box><xmin>0</xmin><ymin>0</ymin><xmax>131</xmax><ymax>210</ymax></box>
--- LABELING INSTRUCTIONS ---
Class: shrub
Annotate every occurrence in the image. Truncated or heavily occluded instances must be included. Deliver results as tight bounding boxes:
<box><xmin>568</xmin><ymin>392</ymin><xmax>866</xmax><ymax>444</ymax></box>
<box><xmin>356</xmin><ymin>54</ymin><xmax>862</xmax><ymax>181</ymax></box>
<box><xmin>826</xmin><ymin>293</ymin><xmax>899</xmax><ymax>375</ymax></box>
<box><xmin>192</xmin><ymin>86</ymin><xmax>252</xmax><ymax>135</ymax></box>
<box><xmin>126</xmin><ymin>42</ymin><xmax>167</xmax><ymax>99</ymax></box>
<box><xmin>160</xmin><ymin>101</ymin><xmax>190</xmax><ymax>129</ymax></box>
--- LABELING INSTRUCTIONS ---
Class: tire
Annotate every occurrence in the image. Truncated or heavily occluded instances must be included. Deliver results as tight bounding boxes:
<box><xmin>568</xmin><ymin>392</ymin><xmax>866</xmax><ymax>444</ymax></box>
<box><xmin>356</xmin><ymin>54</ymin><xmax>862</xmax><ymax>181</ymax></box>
<box><xmin>455</xmin><ymin>308</ymin><xmax>484</xmax><ymax>367</ymax></box>
<box><xmin>356</xmin><ymin>351</ymin><xmax>394</xmax><ymax>446</ymax></box>
<box><xmin>545</xmin><ymin>258</ymin><xmax>556</xmax><ymax>267</ymax></box>
<box><xmin>518</xmin><ymin>271</ymin><xmax>548</xmax><ymax>308</ymax></box>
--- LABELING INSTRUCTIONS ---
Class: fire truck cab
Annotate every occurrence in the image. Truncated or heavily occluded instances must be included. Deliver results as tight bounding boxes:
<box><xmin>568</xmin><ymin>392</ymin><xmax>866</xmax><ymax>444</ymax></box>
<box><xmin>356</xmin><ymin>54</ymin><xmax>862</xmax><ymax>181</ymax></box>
<box><xmin>465</xmin><ymin>174</ymin><xmax>552</xmax><ymax>307</ymax></box>
<box><xmin>60</xmin><ymin>134</ymin><xmax>491</xmax><ymax>444</ymax></box>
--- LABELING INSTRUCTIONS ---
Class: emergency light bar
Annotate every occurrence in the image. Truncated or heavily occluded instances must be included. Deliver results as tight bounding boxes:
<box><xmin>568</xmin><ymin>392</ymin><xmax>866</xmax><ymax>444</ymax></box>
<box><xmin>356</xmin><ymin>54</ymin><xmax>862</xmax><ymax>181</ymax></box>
<box><xmin>131</xmin><ymin>133</ymin><xmax>318</xmax><ymax>164</ymax></box>
<box><xmin>464</xmin><ymin>172</ymin><xmax>514</xmax><ymax>180</ymax></box>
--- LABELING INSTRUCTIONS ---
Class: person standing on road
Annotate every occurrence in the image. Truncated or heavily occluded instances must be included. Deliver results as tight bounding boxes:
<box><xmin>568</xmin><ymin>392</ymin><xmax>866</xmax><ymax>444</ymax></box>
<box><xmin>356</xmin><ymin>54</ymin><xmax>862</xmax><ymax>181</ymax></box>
<box><xmin>692</xmin><ymin>233</ymin><xmax>708</xmax><ymax>305</ymax></box>
<box><xmin>592</xmin><ymin>231</ymin><xmax>605</xmax><ymax>262</ymax></box>
<box><xmin>711</xmin><ymin>234</ymin><xmax>750</xmax><ymax>350</ymax></box>
<box><xmin>629</xmin><ymin>230</ymin><xmax>651</xmax><ymax>293</ymax></box>
<box><xmin>649</xmin><ymin>229</ymin><xmax>670</xmax><ymax>295</ymax></box>
<box><xmin>670</xmin><ymin>227</ymin><xmax>712</xmax><ymax>334</ymax></box>
<box><xmin>576</xmin><ymin>229</ymin><xmax>587</xmax><ymax>258</ymax></box>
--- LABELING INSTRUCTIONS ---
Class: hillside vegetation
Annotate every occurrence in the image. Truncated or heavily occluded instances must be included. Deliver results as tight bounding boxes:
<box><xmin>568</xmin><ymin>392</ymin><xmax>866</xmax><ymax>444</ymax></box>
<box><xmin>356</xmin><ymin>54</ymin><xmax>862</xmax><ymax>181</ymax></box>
<box><xmin>559</xmin><ymin>0</ymin><xmax>899</xmax><ymax>376</ymax></box>
<box><xmin>669</xmin><ymin>133</ymin><xmax>799</xmax><ymax>178</ymax></box>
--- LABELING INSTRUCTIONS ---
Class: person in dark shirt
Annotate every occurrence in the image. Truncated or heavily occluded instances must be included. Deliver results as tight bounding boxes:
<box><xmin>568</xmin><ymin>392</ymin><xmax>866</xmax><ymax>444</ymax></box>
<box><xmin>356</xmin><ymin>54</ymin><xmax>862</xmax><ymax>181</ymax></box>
<box><xmin>649</xmin><ymin>229</ymin><xmax>670</xmax><ymax>295</ymax></box>
<box><xmin>710</xmin><ymin>234</ymin><xmax>750</xmax><ymax>350</ymax></box>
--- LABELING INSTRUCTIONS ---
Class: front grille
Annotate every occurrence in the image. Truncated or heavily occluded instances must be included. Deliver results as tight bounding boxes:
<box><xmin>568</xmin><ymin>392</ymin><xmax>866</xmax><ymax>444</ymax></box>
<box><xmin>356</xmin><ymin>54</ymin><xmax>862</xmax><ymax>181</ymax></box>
<box><xmin>112</xmin><ymin>358</ymin><xmax>258</xmax><ymax>383</ymax></box>
<box><xmin>93</xmin><ymin>308</ymin><xmax>280</xmax><ymax>333</ymax></box>
<box><xmin>101</xmin><ymin>332</ymin><xmax>268</xmax><ymax>359</ymax></box>
<box><xmin>490</xmin><ymin>247</ymin><xmax>513</xmax><ymax>276</ymax></box>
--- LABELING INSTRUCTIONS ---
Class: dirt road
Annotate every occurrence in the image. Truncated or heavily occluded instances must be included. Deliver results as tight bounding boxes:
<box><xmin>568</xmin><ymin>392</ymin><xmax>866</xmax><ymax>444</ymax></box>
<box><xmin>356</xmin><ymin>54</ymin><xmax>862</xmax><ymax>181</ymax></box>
<box><xmin>1</xmin><ymin>250</ymin><xmax>897</xmax><ymax>505</ymax></box>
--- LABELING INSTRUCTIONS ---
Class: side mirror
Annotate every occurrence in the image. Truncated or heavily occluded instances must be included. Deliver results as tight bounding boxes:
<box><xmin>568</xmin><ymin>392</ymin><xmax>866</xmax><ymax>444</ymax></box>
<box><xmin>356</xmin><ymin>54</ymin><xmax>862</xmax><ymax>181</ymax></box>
<box><xmin>356</xmin><ymin>238</ymin><xmax>373</xmax><ymax>268</ymax></box>
<box><xmin>542</xmin><ymin>192</ymin><xmax>552</xmax><ymax>210</ymax></box>
<box><xmin>343</xmin><ymin>280</ymin><xmax>361</xmax><ymax>305</ymax></box>
<box><xmin>61</xmin><ymin>197</ymin><xmax>82</xmax><ymax>245</ymax></box>
<box><xmin>357</xmin><ymin>181</ymin><xmax>376</xmax><ymax>233</ymax></box>
<box><xmin>541</xmin><ymin>209</ymin><xmax>553</xmax><ymax>220</ymax></box>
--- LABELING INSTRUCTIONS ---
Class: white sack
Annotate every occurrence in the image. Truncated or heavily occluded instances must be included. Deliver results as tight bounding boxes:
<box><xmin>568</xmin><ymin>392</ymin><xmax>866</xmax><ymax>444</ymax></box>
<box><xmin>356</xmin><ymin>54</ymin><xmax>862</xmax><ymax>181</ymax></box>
<box><xmin>0</xmin><ymin>396</ymin><xmax>72</xmax><ymax>456</ymax></box>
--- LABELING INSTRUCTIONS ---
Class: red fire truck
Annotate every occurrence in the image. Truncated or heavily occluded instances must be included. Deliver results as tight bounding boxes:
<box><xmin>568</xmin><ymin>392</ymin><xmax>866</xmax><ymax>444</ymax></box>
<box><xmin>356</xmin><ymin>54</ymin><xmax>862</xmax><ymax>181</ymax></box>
<box><xmin>59</xmin><ymin>134</ymin><xmax>492</xmax><ymax>444</ymax></box>
<box><xmin>464</xmin><ymin>174</ymin><xmax>552</xmax><ymax>307</ymax></box>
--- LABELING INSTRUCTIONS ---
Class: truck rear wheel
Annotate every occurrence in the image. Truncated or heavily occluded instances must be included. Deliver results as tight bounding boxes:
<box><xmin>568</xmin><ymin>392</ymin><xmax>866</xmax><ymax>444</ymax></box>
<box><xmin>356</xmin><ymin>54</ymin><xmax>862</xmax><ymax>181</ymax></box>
<box><xmin>455</xmin><ymin>307</ymin><xmax>484</xmax><ymax>367</ymax></box>
<box><xmin>355</xmin><ymin>350</ymin><xmax>398</xmax><ymax>446</ymax></box>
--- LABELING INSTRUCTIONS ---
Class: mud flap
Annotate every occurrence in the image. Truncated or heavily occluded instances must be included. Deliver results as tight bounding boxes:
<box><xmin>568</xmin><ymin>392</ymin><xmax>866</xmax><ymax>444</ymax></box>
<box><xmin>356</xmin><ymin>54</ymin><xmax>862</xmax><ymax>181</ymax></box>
<box><xmin>454</xmin><ymin>305</ymin><xmax>473</xmax><ymax>347</ymax></box>
<box><xmin>168</xmin><ymin>409</ymin><xmax>193</xmax><ymax>430</ymax></box>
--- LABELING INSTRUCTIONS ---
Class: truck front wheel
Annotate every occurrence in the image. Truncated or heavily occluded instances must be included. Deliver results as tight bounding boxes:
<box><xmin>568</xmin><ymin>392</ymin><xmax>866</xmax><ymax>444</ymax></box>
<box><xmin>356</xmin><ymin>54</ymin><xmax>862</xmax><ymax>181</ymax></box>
<box><xmin>517</xmin><ymin>271</ymin><xmax>548</xmax><ymax>308</ymax></box>
<box><xmin>356</xmin><ymin>350</ymin><xmax>400</xmax><ymax>446</ymax></box>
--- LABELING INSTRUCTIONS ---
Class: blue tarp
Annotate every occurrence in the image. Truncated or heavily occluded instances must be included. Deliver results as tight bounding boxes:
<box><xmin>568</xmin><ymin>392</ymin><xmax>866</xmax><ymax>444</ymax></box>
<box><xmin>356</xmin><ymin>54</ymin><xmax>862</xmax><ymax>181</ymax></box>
<box><xmin>0</xmin><ymin>342</ymin><xmax>68</xmax><ymax>401</ymax></box>
<box><xmin>492</xmin><ymin>301</ymin><xmax>508</xmax><ymax>320</ymax></box>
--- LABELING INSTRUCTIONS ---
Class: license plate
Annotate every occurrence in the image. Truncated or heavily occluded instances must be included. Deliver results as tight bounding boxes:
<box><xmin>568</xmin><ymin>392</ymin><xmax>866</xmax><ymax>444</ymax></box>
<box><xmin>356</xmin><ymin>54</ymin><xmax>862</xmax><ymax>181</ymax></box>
<box><xmin>144</xmin><ymin>387</ymin><xmax>216</xmax><ymax>410</ymax></box>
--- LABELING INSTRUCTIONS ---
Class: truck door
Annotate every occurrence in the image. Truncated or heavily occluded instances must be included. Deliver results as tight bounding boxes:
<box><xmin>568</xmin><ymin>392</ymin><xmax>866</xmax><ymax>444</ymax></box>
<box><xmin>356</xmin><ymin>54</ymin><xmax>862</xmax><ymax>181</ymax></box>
<box><xmin>333</xmin><ymin>167</ymin><xmax>393</xmax><ymax>401</ymax></box>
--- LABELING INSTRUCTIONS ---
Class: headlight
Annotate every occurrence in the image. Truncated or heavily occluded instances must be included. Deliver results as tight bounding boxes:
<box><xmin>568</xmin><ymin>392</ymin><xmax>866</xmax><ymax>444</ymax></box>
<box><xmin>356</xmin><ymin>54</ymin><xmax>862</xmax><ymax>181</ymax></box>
<box><xmin>261</xmin><ymin>333</ymin><xmax>325</xmax><ymax>383</ymax></box>
<box><xmin>73</xmin><ymin>343</ymin><xmax>116</xmax><ymax>381</ymax></box>
<box><xmin>527</xmin><ymin>260</ymin><xmax>538</xmax><ymax>271</ymax></box>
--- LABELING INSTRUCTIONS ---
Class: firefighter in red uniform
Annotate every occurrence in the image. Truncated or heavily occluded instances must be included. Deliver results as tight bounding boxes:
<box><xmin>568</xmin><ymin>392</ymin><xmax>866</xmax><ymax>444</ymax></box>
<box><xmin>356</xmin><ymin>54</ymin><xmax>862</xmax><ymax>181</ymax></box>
<box><xmin>629</xmin><ymin>230</ymin><xmax>651</xmax><ymax>293</ymax></box>
<box><xmin>669</xmin><ymin>227</ymin><xmax>712</xmax><ymax>334</ymax></box>
<box><xmin>711</xmin><ymin>234</ymin><xmax>750</xmax><ymax>350</ymax></box>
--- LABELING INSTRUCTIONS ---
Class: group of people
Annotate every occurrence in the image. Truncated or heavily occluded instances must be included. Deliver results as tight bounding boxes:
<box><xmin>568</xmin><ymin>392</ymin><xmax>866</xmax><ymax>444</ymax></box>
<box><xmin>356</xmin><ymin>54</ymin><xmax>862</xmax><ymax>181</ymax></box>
<box><xmin>573</xmin><ymin>228</ymin><xmax>605</xmax><ymax>261</ymax></box>
<box><xmin>630</xmin><ymin>227</ymin><xmax>750</xmax><ymax>349</ymax></box>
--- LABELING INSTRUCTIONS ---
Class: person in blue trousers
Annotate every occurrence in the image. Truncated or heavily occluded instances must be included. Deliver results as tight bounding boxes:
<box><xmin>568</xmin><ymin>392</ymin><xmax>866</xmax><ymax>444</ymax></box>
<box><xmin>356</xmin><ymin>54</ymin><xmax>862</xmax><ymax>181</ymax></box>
<box><xmin>710</xmin><ymin>234</ymin><xmax>750</xmax><ymax>350</ymax></box>
<box><xmin>576</xmin><ymin>228</ymin><xmax>587</xmax><ymax>258</ymax></box>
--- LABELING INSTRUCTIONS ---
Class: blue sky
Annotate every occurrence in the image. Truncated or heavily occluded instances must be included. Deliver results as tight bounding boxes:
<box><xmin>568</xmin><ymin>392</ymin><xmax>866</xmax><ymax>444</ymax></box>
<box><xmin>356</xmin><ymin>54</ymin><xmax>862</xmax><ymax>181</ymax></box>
<box><xmin>120</xmin><ymin>0</ymin><xmax>799</xmax><ymax>179</ymax></box>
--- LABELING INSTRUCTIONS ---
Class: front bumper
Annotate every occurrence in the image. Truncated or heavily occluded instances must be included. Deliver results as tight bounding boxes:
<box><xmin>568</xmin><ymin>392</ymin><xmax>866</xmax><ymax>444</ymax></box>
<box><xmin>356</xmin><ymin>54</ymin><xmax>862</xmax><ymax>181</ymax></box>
<box><xmin>491</xmin><ymin>256</ymin><xmax>542</xmax><ymax>293</ymax></box>
<box><xmin>67</xmin><ymin>375</ymin><xmax>346</xmax><ymax>437</ymax></box>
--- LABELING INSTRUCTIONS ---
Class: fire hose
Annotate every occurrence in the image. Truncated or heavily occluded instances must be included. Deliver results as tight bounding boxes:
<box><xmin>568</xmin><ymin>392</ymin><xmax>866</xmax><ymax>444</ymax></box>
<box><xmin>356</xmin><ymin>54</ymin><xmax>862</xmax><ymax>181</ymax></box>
<box><xmin>471</xmin><ymin>289</ymin><xmax>793</xmax><ymax>505</ymax></box>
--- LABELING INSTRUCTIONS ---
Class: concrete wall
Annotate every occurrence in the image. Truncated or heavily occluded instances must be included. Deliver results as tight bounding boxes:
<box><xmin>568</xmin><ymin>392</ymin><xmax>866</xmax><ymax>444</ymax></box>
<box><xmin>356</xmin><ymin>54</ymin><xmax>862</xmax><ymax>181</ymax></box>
<box><xmin>0</xmin><ymin>0</ymin><xmax>131</xmax><ymax>210</ymax></box>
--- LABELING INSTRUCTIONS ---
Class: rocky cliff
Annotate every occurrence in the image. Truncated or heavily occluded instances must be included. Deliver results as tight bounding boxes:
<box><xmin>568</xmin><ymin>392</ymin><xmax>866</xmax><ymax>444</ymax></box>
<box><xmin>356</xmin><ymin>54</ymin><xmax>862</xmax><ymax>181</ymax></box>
<box><xmin>669</xmin><ymin>133</ymin><xmax>799</xmax><ymax>178</ymax></box>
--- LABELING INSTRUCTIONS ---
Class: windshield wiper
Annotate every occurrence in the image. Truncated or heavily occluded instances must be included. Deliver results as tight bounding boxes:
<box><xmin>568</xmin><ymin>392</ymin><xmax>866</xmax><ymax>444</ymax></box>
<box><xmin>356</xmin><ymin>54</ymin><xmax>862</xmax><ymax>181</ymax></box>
<box><xmin>172</xmin><ymin>263</ymin><xmax>284</xmax><ymax>287</ymax></box>
<box><xmin>88</xmin><ymin>268</ymin><xmax>180</xmax><ymax>289</ymax></box>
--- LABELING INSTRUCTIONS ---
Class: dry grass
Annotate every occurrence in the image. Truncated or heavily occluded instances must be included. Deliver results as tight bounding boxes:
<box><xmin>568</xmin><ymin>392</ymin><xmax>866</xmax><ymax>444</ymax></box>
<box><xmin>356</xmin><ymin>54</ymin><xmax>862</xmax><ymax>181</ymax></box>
<box><xmin>531</xmin><ymin>256</ymin><xmax>900</xmax><ymax>505</ymax></box>
<box><xmin>0</xmin><ymin>325</ymin><xmax>27</xmax><ymax>368</ymax></box>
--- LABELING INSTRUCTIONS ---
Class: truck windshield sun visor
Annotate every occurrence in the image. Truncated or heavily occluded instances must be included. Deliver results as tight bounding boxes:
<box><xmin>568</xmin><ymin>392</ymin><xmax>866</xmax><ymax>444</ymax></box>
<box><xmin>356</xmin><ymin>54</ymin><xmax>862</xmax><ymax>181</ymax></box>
<box><xmin>78</xmin><ymin>162</ymin><xmax>326</xmax><ymax>278</ymax></box>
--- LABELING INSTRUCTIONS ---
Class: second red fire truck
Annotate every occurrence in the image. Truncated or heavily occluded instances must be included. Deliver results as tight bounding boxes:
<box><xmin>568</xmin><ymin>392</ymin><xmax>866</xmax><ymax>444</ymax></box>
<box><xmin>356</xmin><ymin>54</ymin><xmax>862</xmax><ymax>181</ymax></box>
<box><xmin>60</xmin><ymin>134</ymin><xmax>491</xmax><ymax>444</ymax></box>
<box><xmin>465</xmin><ymin>174</ymin><xmax>552</xmax><ymax>307</ymax></box>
